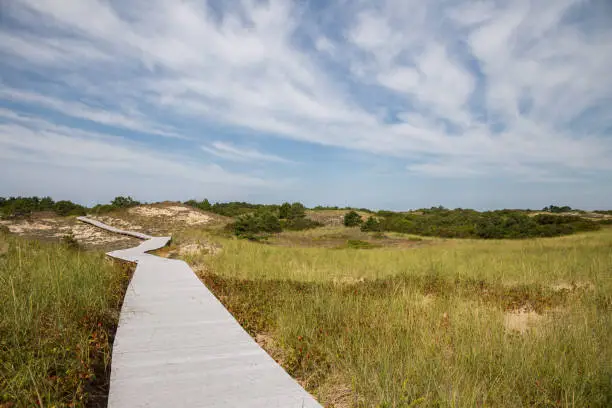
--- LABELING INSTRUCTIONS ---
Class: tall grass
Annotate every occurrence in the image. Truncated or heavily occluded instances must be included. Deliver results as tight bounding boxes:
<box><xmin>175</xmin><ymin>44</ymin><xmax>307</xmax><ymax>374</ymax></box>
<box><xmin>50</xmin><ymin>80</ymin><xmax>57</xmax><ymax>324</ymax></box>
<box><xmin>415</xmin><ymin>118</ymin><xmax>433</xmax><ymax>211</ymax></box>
<box><xmin>185</xmin><ymin>228</ymin><xmax>612</xmax><ymax>407</ymax></box>
<box><xmin>185</xmin><ymin>228</ymin><xmax>612</xmax><ymax>286</ymax></box>
<box><xmin>0</xmin><ymin>233</ymin><xmax>130</xmax><ymax>406</ymax></box>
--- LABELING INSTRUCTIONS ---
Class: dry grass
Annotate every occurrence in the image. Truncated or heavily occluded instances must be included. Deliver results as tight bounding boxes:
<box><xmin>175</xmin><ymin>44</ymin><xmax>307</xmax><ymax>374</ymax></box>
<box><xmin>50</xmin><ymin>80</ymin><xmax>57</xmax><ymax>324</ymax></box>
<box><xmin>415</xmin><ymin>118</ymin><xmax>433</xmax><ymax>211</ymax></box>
<box><xmin>177</xmin><ymin>226</ymin><xmax>612</xmax><ymax>407</ymax></box>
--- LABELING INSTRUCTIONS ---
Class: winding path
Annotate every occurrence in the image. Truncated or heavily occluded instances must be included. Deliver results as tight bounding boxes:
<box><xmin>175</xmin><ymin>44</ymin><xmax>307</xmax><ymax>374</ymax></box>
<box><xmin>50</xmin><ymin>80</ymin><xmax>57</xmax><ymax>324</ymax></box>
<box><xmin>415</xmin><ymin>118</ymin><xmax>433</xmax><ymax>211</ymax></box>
<box><xmin>78</xmin><ymin>217</ymin><xmax>322</xmax><ymax>408</ymax></box>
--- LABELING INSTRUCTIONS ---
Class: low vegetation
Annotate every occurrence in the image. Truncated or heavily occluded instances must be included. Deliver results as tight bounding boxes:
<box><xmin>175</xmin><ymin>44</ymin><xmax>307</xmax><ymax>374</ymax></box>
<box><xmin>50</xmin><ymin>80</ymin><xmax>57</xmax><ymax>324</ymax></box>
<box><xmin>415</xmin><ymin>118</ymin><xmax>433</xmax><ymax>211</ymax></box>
<box><xmin>227</xmin><ymin>202</ymin><xmax>321</xmax><ymax>239</ymax></box>
<box><xmin>2</xmin><ymin>197</ymin><xmax>612</xmax><ymax>407</ymax></box>
<box><xmin>0</xmin><ymin>196</ymin><xmax>86</xmax><ymax>218</ymax></box>
<box><xmin>371</xmin><ymin>207</ymin><xmax>600</xmax><ymax>239</ymax></box>
<box><xmin>89</xmin><ymin>196</ymin><xmax>141</xmax><ymax>215</ymax></box>
<box><xmin>343</xmin><ymin>210</ymin><xmax>363</xmax><ymax>227</ymax></box>
<box><xmin>177</xmin><ymin>226</ymin><xmax>612</xmax><ymax>407</ymax></box>
<box><xmin>184</xmin><ymin>199</ymin><xmax>279</xmax><ymax>217</ymax></box>
<box><xmin>0</xmin><ymin>231</ymin><xmax>130</xmax><ymax>406</ymax></box>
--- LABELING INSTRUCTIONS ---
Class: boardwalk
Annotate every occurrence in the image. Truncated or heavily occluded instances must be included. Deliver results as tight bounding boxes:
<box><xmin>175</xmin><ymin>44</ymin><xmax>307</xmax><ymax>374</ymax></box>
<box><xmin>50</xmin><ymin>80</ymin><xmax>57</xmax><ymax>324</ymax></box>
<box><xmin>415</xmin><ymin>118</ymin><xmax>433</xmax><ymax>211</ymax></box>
<box><xmin>78</xmin><ymin>217</ymin><xmax>322</xmax><ymax>408</ymax></box>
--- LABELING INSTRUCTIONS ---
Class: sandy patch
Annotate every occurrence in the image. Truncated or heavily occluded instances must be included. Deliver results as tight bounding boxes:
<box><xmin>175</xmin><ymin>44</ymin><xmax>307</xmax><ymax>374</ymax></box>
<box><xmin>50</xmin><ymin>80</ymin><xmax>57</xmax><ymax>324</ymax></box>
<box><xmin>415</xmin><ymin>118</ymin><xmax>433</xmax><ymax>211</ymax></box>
<box><xmin>504</xmin><ymin>307</ymin><xmax>542</xmax><ymax>333</ymax></box>
<box><xmin>71</xmin><ymin>223</ymin><xmax>132</xmax><ymax>245</ymax></box>
<box><xmin>332</xmin><ymin>276</ymin><xmax>366</xmax><ymax>285</ymax></box>
<box><xmin>5</xmin><ymin>221</ymin><xmax>54</xmax><ymax>234</ymax></box>
<box><xmin>92</xmin><ymin>216</ymin><xmax>143</xmax><ymax>231</ymax></box>
<box><xmin>551</xmin><ymin>281</ymin><xmax>595</xmax><ymax>292</ymax></box>
<box><xmin>317</xmin><ymin>374</ymin><xmax>355</xmax><ymax>408</ymax></box>
<box><xmin>255</xmin><ymin>333</ymin><xmax>286</xmax><ymax>366</ymax></box>
<box><xmin>129</xmin><ymin>205</ymin><xmax>211</xmax><ymax>225</ymax></box>
<box><xmin>178</xmin><ymin>243</ymin><xmax>205</xmax><ymax>256</ymax></box>
<box><xmin>179</xmin><ymin>241</ymin><xmax>222</xmax><ymax>256</ymax></box>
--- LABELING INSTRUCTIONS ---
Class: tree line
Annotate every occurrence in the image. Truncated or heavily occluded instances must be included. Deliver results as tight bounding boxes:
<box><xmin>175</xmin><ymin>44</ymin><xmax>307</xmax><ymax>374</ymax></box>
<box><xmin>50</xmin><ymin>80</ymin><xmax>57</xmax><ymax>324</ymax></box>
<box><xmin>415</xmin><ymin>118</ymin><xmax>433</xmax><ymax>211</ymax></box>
<box><xmin>0</xmin><ymin>196</ymin><xmax>140</xmax><ymax>219</ymax></box>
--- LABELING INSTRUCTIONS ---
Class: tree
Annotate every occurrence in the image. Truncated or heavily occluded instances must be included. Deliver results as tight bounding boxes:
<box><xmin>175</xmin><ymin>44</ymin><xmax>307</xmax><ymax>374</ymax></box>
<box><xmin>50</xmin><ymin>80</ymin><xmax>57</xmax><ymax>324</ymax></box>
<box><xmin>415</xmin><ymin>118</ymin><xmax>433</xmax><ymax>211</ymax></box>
<box><xmin>200</xmin><ymin>199</ymin><xmax>212</xmax><ymax>211</ymax></box>
<box><xmin>54</xmin><ymin>200</ymin><xmax>86</xmax><ymax>216</ymax></box>
<box><xmin>288</xmin><ymin>202</ymin><xmax>306</xmax><ymax>220</ymax></box>
<box><xmin>279</xmin><ymin>202</ymin><xmax>291</xmax><ymax>219</ymax></box>
<box><xmin>343</xmin><ymin>211</ymin><xmax>363</xmax><ymax>227</ymax></box>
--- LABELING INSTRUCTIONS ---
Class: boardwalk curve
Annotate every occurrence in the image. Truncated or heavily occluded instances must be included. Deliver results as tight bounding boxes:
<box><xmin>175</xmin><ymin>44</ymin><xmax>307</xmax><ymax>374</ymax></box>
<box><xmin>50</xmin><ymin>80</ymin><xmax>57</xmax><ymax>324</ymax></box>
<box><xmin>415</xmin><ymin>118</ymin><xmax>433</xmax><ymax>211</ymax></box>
<box><xmin>78</xmin><ymin>217</ymin><xmax>322</xmax><ymax>408</ymax></box>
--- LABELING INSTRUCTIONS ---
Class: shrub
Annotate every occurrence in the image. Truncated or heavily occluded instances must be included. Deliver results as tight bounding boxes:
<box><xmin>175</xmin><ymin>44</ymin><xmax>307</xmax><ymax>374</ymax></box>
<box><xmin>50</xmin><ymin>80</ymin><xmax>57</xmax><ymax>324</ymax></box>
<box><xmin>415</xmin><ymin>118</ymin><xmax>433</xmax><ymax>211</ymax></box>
<box><xmin>279</xmin><ymin>202</ymin><xmax>292</xmax><ymax>219</ymax></box>
<box><xmin>361</xmin><ymin>216</ymin><xmax>382</xmax><ymax>232</ymax></box>
<box><xmin>184</xmin><ymin>199</ymin><xmax>212</xmax><ymax>211</ymax></box>
<box><xmin>343</xmin><ymin>211</ymin><xmax>363</xmax><ymax>227</ymax></box>
<box><xmin>284</xmin><ymin>218</ymin><xmax>322</xmax><ymax>231</ymax></box>
<box><xmin>288</xmin><ymin>202</ymin><xmax>306</xmax><ymax>220</ymax></box>
<box><xmin>233</xmin><ymin>212</ymin><xmax>282</xmax><ymax>239</ymax></box>
<box><xmin>542</xmin><ymin>205</ymin><xmax>573</xmax><ymax>213</ymax></box>
<box><xmin>111</xmin><ymin>196</ymin><xmax>140</xmax><ymax>208</ymax></box>
<box><xmin>53</xmin><ymin>200</ymin><xmax>86</xmax><ymax>217</ymax></box>
<box><xmin>60</xmin><ymin>233</ymin><xmax>81</xmax><ymax>250</ymax></box>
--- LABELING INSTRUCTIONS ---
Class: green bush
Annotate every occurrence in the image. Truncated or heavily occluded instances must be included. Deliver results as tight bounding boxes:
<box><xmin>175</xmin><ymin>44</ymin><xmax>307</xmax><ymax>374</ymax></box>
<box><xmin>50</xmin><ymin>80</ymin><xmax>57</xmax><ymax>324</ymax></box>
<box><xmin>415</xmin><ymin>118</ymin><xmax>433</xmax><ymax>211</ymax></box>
<box><xmin>283</xmin><ymin>218</ymin><xmax>322</xmax><ymax>231</ymax></box>
<box><xmin>279</xmin><ymin>202</ymin><xmax>291</xmax><ymax>219</ymax></box>
<box><xmin>343</xmin><ymin>211</ymin><xmax>363</xmax><ymax>227</ymax></box>
<box><xmin>233</xmin><ymin>212</ymin><xmax>282</xmax><ymax>239</ymax></box>
<box><xmin>53</xmin><ymin>200</ymin><xmax>86</xmax><ymax>217</ymax></box>
<box><xmin>361</xmin><ymin>216</ymin><xmax>382</xmax><ymax>232</ymax></box>
<box><xmin>184</xmin><ymin>198</ymin><xmax>212</xmax><ymax>212</ymax></box>
<box><xmin>288</xmin><ymin>202</ymin><xmax>306</xmax><ymax>220</ymax></box>
<box><xmin>185</xmin><ymin>201</ymin><xmax>279</xmax><ymax>217</ymax></box>
<box><xmin>60</xmin><ymin>233</ymin><xmax>81</xmax><ymax>251</ymax></box>
<box><xmin>111</xmin><ymin>196</ymin><xmax>140</xmax><ymax>208</ymax></box>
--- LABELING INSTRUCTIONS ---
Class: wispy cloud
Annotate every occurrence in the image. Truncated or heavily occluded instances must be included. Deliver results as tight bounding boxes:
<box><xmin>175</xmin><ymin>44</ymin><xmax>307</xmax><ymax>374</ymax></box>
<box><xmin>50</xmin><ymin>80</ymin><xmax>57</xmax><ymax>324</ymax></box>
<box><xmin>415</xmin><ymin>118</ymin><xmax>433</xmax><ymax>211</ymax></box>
<box><xmin>0</xmin><ymin>88</ymin><xmax>183</xmax><ymax>138</ymax></box>
<box><xmin>201</xmin><ymin>141</ymin><xmax>291</xmax><ymax>164</ymax></box>
<box><xmin>0</xmin><ymin>113</ymin><xmax>276</xmax><ymax>189</ymax></box>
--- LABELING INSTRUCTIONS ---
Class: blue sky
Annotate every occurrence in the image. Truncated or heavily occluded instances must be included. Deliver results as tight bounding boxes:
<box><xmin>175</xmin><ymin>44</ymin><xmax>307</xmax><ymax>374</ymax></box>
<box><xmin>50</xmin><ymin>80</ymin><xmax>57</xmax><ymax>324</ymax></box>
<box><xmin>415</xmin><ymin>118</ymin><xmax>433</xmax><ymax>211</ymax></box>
<box><xmin>1</xmin><ymin>0</ymin><xmax>611</xmax><ymax>210</ymax></box>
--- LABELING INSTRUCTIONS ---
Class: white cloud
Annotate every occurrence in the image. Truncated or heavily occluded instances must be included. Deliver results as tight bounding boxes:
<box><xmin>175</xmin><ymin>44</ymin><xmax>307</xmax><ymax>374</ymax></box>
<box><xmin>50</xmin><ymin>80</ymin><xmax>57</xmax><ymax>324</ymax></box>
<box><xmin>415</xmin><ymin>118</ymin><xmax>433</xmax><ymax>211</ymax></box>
<box><xmin>201</xmin><ymin>141</ymin><xmax>291</xmax><ymax>164</ymax></box>
<box><xmin>0</xmin><ymin>0</ymin><xmax>610</xmax><ymax>184</ymax></box>
<box><xmin>0</xmin><ymin>88</ymin><xmax>182</xmax><ymax>138</ymax></box>
<box><xmin>0</xmin><ymin>114</ymin><xmax>277</xmax><ymax>191</ymax></box>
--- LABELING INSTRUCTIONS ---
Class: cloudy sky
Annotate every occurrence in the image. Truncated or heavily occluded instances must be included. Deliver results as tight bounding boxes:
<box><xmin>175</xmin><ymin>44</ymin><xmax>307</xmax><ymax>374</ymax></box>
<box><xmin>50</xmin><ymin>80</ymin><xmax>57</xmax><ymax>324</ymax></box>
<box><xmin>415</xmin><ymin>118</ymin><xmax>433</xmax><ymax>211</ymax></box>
<box><xmin>1</xmin><ymin>0</ymin><xmax>611</xmax><ymax>210</ymax></box>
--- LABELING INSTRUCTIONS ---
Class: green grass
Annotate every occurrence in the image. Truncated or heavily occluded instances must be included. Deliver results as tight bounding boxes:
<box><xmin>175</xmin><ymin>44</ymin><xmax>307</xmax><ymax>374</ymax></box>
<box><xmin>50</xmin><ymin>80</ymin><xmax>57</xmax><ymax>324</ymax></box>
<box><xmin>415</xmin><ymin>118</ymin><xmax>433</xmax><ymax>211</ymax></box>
<box><xmin>180</xmin><ymin>227</ymin><xmax>612</xmax><ymax>407</ymax></box>
<box><xmin>0</xmin><ymin>232</ymin><xmax>130</xmax><ymax>407</ymax></box>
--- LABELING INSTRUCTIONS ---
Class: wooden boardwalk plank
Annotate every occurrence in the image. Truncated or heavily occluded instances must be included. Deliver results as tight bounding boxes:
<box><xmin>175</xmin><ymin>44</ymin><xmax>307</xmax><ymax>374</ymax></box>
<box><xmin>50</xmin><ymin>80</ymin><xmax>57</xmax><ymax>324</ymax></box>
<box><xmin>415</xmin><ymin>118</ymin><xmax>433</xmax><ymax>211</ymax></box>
<box><xmin>78</xmin><ymin>217</ymin><xmax>322</xmax><ymax>408</ymax></box>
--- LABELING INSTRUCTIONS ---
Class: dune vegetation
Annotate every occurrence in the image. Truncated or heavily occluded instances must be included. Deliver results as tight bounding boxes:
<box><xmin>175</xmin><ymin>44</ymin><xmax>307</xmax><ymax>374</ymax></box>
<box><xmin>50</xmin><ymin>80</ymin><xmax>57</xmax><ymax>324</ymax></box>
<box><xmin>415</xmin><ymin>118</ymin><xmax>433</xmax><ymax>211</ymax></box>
<box><xmin>0</xmin><ymin>230</ymin><xmax>131</xmax><ymax>407</ymax></box>
<box><xmin>177</xmin><ymin>226</ymin><xmax>612</xmax><ymax>407</ymax></box>
<box><xmin>2</xmin><ymin>197</ymin><xmax>611</xmax><ymax>407</ymax></box>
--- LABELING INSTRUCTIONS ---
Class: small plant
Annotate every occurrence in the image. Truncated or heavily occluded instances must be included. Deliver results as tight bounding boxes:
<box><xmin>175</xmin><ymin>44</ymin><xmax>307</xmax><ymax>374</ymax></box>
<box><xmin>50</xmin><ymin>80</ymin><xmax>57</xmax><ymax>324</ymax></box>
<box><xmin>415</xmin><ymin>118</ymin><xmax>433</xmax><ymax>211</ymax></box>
<box><xmin>60</xmin><ymin>233</ymin><xmax>81</xmax><ymax>250</ymax></box>
<box><xmin>343</xmin><ymin>211</ymin><xmax>363</xmax><ymax>227</ymax></box>
<box><xmin>0</xmin><ymin>224</ymin><xmax>10</xmax><ymax>235</ymax></box>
